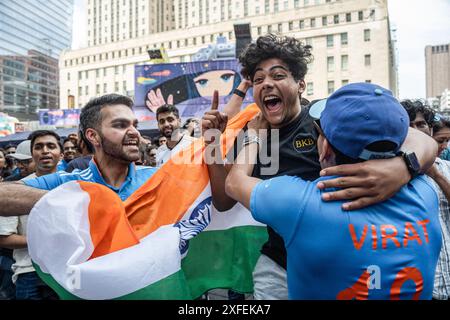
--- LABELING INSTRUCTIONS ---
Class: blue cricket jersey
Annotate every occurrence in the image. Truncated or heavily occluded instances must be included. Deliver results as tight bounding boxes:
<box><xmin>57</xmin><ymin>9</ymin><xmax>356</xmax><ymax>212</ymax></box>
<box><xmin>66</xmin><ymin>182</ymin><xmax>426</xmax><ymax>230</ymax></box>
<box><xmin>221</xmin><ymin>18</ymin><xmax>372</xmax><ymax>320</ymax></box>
<box><xmin>250</xmin><ymin>175</ymin><xmax>442</xmax><ymax>300</ymax></box>
<box><xmin>24</xmin><ymin>160</ymin><xmax>157</xmax><ymax>201</ymax></box>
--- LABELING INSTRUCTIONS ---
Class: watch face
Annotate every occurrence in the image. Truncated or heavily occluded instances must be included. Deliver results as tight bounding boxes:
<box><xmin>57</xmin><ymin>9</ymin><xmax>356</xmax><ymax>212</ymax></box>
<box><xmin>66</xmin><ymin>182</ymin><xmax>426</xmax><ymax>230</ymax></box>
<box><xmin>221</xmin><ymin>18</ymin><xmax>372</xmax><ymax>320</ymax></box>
<box><xmin>407</xmin><ymin>153</ymin><xmax>421</xmax><ymax>172</ymax></box>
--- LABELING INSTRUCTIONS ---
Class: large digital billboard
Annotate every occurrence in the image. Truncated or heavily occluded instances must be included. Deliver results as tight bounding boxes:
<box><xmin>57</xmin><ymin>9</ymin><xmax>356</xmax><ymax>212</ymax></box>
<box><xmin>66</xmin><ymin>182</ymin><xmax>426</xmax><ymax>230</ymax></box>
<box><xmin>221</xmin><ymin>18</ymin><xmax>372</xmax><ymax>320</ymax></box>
<box><xmin>134</xmin><ymin>59</ymin><xmax>254</xmax><ymax>123</ymax></box>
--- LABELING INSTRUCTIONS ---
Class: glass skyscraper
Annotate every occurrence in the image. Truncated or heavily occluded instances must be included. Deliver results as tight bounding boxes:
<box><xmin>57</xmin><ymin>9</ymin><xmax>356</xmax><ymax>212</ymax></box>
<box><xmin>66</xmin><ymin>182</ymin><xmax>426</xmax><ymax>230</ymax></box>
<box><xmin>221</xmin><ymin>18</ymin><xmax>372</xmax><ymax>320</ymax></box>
<box><xmin>0</xmin><ymin>0</ymin><xmax>74</xmax><ymax>121</ymax></box>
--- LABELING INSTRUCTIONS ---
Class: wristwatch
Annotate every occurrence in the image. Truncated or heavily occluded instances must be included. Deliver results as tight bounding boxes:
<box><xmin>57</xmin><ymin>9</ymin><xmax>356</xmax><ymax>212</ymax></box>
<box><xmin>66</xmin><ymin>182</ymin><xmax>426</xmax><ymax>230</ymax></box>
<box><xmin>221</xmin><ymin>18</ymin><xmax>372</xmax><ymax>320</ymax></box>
<box><xmin>233</xmin><ymin>88</ymin><xmax>246</xmax><ymax>98</ymax></box>
<box><xmin>397</xmin><ymin>151</ymin><xmax>421</xmax><ymax>180</ymax></box>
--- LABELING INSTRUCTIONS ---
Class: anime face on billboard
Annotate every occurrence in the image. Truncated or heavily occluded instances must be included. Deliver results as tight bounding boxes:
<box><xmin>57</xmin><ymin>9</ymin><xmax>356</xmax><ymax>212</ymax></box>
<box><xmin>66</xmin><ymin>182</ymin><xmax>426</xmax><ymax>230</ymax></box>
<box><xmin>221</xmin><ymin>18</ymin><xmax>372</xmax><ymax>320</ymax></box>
<box><xmin>134</xmin><ymin>59</ymin><xmax>253</xmax><ymax>122</ymax></box>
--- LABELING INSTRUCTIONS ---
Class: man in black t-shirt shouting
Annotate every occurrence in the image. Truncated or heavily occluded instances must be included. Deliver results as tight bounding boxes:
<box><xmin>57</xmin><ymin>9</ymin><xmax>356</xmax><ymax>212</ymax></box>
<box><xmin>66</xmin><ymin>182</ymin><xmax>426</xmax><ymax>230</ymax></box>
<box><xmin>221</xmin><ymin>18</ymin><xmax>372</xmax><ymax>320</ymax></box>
<box><xmin>203</xmin><ymin>34</ymin><xmax>437</xmax><ymax>299</ymax></box>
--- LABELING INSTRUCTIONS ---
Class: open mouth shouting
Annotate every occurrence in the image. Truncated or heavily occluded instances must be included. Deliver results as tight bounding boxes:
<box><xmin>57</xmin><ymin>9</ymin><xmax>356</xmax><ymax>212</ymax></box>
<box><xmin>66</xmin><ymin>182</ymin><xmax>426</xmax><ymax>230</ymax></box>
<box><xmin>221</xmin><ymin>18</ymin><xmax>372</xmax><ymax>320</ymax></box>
<box><xmin>123</xmin><ymin>139</ymin><xmax>139</xmax><ymax>150</ymax></box>
<box><xmin>263</xmin><ymin>95</ymin><xmax>283</xmax><ymax>114</ymax></box>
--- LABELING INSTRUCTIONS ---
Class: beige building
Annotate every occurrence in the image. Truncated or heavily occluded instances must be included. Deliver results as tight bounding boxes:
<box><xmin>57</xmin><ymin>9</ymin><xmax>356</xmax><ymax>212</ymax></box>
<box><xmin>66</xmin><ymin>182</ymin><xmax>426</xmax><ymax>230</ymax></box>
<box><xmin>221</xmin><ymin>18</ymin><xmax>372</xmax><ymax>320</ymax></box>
<box><xmin>425</xmin><ymin>44</ymin><xmax>450</xmax><ymax>99</ymax></box>
<box><xmin>60</xmin><ymin>0</ymin><xmax>398</xmax><ymax>109</ymax></box>
<box><xmin>440</xmin><ymin>89</ymin><xmax>450</xmax><ymax>113</ymax></box>
<box><xmin>87</xmin><ymin>0</ymin><xmax>172</xmax><ymax>47</ymax></box>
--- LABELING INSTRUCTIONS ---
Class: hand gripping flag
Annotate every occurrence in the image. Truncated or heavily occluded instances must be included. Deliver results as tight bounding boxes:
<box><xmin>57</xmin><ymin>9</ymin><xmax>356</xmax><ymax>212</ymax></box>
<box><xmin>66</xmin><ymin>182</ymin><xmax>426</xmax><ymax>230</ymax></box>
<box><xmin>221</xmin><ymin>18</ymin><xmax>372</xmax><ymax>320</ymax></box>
<box><xmin>27</xmin><ymin>104</ymin><xmax>268</xmax><ymax>300</ymax></box>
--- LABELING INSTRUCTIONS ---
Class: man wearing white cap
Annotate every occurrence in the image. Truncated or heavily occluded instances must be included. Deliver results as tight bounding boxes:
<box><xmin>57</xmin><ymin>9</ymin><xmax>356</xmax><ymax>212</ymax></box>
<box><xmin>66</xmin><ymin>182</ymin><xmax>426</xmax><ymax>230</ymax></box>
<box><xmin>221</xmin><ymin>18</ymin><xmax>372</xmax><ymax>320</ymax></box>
<box><xmin>3</xmin><ymin>141</ymin><xmax>35</xmax><ymax>182</ymax></box>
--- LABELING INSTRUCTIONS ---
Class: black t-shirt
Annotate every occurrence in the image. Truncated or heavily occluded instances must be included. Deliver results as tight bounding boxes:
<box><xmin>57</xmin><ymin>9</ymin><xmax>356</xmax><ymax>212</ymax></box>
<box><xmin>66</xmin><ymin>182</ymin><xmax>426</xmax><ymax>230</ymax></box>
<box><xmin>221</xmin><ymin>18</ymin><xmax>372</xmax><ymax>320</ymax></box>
<box><xmin>252</xmin><ymin>106</ymin><xmax>321</xmax><ymax>269</ymax></box>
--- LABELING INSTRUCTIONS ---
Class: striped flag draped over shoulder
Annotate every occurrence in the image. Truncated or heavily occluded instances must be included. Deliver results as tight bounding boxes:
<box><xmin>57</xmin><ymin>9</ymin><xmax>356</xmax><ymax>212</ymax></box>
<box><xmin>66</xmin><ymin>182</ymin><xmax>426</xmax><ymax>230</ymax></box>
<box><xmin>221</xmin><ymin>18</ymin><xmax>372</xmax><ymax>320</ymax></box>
<box><xmin>28</xmin><ymin>104</ymin><xmax>268</xmax><ymax>300</ymax></box>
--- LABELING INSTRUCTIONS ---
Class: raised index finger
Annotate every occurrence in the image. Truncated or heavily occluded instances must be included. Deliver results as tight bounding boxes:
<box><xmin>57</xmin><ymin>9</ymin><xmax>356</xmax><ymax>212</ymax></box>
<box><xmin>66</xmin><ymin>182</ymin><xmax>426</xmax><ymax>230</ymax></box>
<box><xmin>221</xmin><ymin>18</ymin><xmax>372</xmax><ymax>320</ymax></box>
<box><xmin>211</xmin><ymin>90</ymin><xmax>219</xmax><ymax>111</ymax></box>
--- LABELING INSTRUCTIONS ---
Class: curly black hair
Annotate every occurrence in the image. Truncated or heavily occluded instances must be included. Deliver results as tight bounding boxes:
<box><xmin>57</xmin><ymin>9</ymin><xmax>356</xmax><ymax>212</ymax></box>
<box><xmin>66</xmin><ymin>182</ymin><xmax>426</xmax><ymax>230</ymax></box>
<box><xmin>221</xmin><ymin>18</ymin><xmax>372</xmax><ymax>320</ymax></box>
<box><xmin>432</xmin><ymin>118</ymin><xmax>450</xmax><ymax>134</ymax></box>
<box><xmin>400</xmin><ymin>99</ymin><xmax>435</xmax><ymax>127</ymax></box>
<box><xmin>238</xmin><ymin>34</ymin><xmax>313</xmax><ymax>81</ymax></box>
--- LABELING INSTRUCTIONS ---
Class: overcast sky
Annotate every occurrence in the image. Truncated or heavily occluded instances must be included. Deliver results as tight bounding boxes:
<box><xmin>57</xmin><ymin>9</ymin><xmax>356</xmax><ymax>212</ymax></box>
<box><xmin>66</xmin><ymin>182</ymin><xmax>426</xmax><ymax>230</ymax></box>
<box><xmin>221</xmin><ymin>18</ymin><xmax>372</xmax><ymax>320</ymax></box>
<box><xmin>71</xmin><ymin>0</ymin><xmax>450</xmax><ymax>100</ymax></box>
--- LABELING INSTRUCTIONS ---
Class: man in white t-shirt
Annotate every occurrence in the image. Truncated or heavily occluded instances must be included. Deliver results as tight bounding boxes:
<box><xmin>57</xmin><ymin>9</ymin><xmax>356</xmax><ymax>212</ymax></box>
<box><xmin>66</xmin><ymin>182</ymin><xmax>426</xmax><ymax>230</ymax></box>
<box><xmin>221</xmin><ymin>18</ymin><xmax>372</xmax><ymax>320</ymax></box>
<box><xmin>0</xmin><ymin>130</ymin><xmax>62</xmax><ymax>299</ymax></box>
<box><xmin>155</xmin><ymin>104</ymin><xmax>197</xmax><ymax>166</ymax></box>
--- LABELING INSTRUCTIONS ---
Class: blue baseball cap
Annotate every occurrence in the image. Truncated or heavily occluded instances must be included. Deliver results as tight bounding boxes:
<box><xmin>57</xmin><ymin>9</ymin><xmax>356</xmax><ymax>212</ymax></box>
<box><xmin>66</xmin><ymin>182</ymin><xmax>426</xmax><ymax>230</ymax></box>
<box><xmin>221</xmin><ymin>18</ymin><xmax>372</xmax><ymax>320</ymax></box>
<box><xmin>309</xmin><ymin>83</ymin><xmax>409</xmax><ymax>160</ymax></box>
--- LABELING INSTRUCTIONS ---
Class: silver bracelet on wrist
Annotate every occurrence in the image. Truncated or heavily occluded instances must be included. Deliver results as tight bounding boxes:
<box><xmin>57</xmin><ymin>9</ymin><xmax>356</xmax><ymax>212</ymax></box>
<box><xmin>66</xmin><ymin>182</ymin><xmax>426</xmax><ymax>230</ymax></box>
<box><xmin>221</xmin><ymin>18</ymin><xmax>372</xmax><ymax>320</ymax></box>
<box><xmin>243</xmin><ymin>135</ymin><xmax>260</xmax><ymax>147</ymax></box>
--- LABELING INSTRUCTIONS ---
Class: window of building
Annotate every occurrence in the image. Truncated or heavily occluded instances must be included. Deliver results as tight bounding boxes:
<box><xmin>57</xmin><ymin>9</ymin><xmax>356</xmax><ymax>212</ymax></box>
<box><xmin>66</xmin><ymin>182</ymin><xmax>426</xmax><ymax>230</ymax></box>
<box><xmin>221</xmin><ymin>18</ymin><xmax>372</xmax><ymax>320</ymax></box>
<box><xmin>365</xmin><ymin>80</ymin><xmax>372</xmax><ymax>83</ymax></box>
<box><xmin>294</xmin><ymin>0</ymin><xmax>300</xmax><ymax>8</ymax></box>
<box><xmin>327</xmin><ymin>34</ymin><xmax>334</xmax><ymax>47</ymax></box>
<box><xmin>305</xmin><ymin>0</ymin><xmax>309</xmax><ymax>5</ymax></box>
<box><xmin>258</xmin><ymin>26</ymin><xmax>262</xmax><ymax>35</ymax></box>
<box><xmin>67</xmin><ymin>73</ymin><xmax>71</xmax><ymax>81</ymax></box>
<box><xmin>299</xmin><ymin>20</ymin><xmax>304</xmax><ymax>29</ymax></box>
<box><xmin>341</xmin><ymin>32</ymin><xmax>348</xmax><ymax>45</ymax></box>
<box><xmin>358</xmin><ymin>11</ymin><xmax>363</xmax><ymax>21</ymax></box>
<box><xmin>96</xmin><ymin>84</ymin><xmax>100</xmax><ymax>94</ymax></box>
<box><xmin>334</xmin><ymin>15</ymin><xmax>339</xmax><ymax>24</ymax></box>
<box><xmin>341</xmin><ymin>55</ymin><xmax>348</xmax><ymax>71</ymax></box>
<box><xmin>342</xmin><ymin>79</ymin><xmax>349</xmax><ymax>86</ymax></box>
<box><xmin>85</xmin><ymin>86</ymin><xmax>89</xmax><ymax>96</ymax></box>
<box><xmin>365</xmin><ymin>54</ymin><xmax>371</xmax><ymax>66</ymax></box>
<box><xmin>364</xmin><ymin>29</ymin><xmax>371</xmax><ymax>41</ymax></box>
<box><xmin>310</xmin><ymin>18</ymin><xmax>316</xmax><ymax>28</ymax></box>
<box><xmin>115</xmin><ymin>66</ymin><xmax>119</xmax><ymax>75</ymax></box>
<box><xmin>346</xmin><ymin>13</ymin><xmax>351</xmax><ymax>22</ymax></box>
<box><xmin>305</xmin><ymin>37</ymin><xmax>313</xmax><ymax>46</ymax></box>
<box><xmin>123</xmin><ymin>81</ymin><xmax>127</xmax><ymax>93</ymax></box>
<box><xmin>278</xmin><ymin>23</ymin><xmax>282</xmax><ymax>32</ymax></box>
<box><xmin>268</xmin><ymin>25</ymin><xmax>272</xmax><ymax>33</ymax></box>
<box><xmin>103</xmin><ymin>83</ymin><xmax>107</xmax><ymax>93</ymax></box>
<box><xmin>78</xmin><ymin>87</ymin><xmax>82</xmax><ymax>96</ymax></box>
<box><xmin>96</xmin><ymin>69</ymin><xmax>100</xmax><ymax>78</ymax></box>
<box><xmin>328</xmin><ymin>81</ymin><xmax>335</xmax><ymax>94</ymax></box>
<box><xmin>322</xmin><ymin>16</ymin><xmax>328</xmax><ymax>26</ymax></box>
<box><xmin>327</xmin><ymin>56</ymin><xmax>335</xmax><ymax>72</ymax></box>
<box><xmin>274</xmin><ymin>0</ymin><xmax>279</xmax><ymax>12</ymax></box>
<box><xmin>115</xmin><ymin>82</ymin><xmax>119</xmax><ymax>92</ymax></box>
<box><xmin>78</xmin><ymin>71</ymin><xmax>82</xmax><ymax>80</ymax></box>
<box><xmin>289</xmin><ymin>21</ymin><xmax>293</xmax><ymax>30</ymax></box>
<box><xmin>307</xmin><ymin>82</ymin><xmax>313</xmax><ymax>95</ymax></box>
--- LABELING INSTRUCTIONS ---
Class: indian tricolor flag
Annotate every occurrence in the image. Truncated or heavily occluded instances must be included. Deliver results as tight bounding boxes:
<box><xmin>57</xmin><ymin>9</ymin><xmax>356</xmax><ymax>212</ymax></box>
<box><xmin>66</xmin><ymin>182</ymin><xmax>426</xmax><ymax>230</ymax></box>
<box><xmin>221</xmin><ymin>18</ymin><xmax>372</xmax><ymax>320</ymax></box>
<box><xmin>27</xmin><ymin>104</ymin><xmax>268</xmax><ymax>300</ymax></box>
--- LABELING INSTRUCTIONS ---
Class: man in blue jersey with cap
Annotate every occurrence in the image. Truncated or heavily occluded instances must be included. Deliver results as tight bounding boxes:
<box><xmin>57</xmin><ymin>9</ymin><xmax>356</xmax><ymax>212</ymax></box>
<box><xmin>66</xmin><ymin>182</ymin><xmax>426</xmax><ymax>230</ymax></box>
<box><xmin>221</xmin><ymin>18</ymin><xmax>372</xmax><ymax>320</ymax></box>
<box><xmin>225</xmin><ymin>83</ymin><xmax>442</xmax><ymax>299</ymax></box>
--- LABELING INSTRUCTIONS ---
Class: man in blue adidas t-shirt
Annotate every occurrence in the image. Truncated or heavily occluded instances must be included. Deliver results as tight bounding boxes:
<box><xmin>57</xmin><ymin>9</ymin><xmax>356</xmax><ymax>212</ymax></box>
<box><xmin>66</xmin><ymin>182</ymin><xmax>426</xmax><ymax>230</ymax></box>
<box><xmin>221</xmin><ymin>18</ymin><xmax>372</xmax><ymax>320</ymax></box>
<box><xmin>226</xmin><ymin>83</ymin><xmax>442</xmax><ymax>300</ymax></box>
<box><xmin>0</xmin><ymin>94</ymin><xmax>157</xmax><ymax>215</ymax></box>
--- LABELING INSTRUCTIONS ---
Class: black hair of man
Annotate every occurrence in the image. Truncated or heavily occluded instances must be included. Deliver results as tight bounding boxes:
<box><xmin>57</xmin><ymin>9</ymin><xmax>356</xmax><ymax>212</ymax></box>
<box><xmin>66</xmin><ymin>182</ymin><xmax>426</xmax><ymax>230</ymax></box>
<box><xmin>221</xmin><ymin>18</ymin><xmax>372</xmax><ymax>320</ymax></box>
<box><xmin>4</xmin><ymin>144</ymin><xmax>16</xmax><ymax>150</ymax></box>
<box><xmin>156</xmin><ymin>104</ymin><xmax>180</xmax><ymax>120</ymax></box>
<box><xmin>63</xmin><ymin>137</ymin><xmax>75</xmax><ymax>146</ymax></box>
<box><xmin>239</xmin><ymin>33</ymin><xmax>313</xmax><ymax>82</ymax></box>
<box><xmin>146</xmin><ymin>144</ymin><xmax>158</xmax><ymax>153</ymax></box>
<box><xmin>79</xmin><ymin>94</ymin><xmax>134</xmax><ymax>149</ymax></box>
<box><xmin>28</xmin><ymin>130</ymin><xmax>63</xmax><ymax>153</ymax></box>
<box><xmin>432</xmin><ymin>118</ymin><xmax>450</xmax><ymax>134</ymax></box>
<box><xmin>400</xmin><ymin>99</ymin><xmax>435</xmax><ymax>127</ymax></box>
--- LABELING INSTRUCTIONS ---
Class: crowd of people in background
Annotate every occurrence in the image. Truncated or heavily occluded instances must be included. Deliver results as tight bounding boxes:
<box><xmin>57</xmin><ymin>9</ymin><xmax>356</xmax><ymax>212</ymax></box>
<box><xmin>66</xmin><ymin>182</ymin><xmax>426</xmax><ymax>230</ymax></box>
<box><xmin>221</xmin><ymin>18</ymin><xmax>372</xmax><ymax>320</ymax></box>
<box><xmin>0</xmin><ymin>34</ymin><xmax>449</xmax><ymax>300</ymax></box>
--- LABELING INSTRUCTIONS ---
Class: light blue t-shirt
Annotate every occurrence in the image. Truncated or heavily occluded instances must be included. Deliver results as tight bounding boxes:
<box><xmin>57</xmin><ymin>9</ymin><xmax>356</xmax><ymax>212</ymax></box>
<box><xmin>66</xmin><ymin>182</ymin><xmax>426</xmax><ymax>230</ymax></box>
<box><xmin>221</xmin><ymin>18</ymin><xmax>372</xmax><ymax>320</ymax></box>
<box><xmin>56</xmin><ymin>159</ymin><xmax>69</xmax><ymax>172</ymax></box>
<box><xmin>250</xmin><ymin>175</ymin><xmax>442</xmax><ymax>300</ymax></box>
<box><xmin>24</xmin><ymin>160</ymin><xmax>157</xmax><ymax>201</ymax></box>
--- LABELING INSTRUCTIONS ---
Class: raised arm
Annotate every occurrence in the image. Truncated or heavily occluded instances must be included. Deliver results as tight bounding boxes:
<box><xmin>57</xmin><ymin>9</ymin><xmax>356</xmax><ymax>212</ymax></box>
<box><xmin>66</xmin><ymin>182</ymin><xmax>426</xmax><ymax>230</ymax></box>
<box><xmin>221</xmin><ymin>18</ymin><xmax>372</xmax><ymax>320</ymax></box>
<box><xmin>223</xmin><ymin>79</ymin><xmax>252</xmax><ymax>119</ymax></box>
<box><xmin>317</xmin><ymin>127</ymin><xmax>438</xmax><ymax>210</ymax></box>
<box><xmin>0</xmin><ymin>182</ymin><xmax>47</xmax><ymax>216</ymax></box>
<box><xmin>203</xmin><ymin>91</ymin><xmax>236</xmax><ymax>211</ymax></box>
<box><xmin>225</xmin><ymin>114</ymin><xmax>266</xmax><ymax>210</ymax></box>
